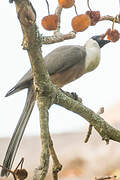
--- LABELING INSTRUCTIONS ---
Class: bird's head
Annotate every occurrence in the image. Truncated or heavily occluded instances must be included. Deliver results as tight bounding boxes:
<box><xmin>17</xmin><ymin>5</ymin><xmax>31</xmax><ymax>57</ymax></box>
<box><xmin>91</xmin><ymin>35</ymin><xmax>110</xmax><ymax>48</ymax></box>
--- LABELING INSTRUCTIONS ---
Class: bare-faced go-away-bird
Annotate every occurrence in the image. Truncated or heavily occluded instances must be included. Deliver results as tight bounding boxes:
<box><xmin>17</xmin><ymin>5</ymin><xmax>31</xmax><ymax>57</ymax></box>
<box><xmin>1</xmin><ymin>35</ymin><xmax>110</xmax><ymax>176</ymax></box>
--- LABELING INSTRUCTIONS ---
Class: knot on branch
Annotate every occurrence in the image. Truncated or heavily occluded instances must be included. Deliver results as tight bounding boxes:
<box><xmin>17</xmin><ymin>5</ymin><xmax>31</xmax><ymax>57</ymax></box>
<box><xmin>53</xmin><ymin>164</ymin><xmax>62</xmax><ymax>173</ymax></box>
<box><xmin>34</xmin><ymin>81</ymin><xmax>58</xmax><ymax>108</ymax></box>
<box><xmin>18</xmin><ymin>3</ymin><xmax>36</xmax><ymax>26</ymax></box>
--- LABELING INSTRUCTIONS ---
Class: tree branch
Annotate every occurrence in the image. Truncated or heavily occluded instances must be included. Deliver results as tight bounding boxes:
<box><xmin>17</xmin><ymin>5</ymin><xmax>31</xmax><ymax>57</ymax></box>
<box><xmin>55</xmin><ymin>89</ymin><xmax>120</xmax><ymax>144</ymax></box>
<box><xmin>49</xmin><ymin>135</ymin><xmax>62</xmax><ymax>180</ymax></box>
<box><xmin>100</xmin><ymin>15</ymin><xmax>120</xmax><ymax>24</ymax></box>
<box><xmin>41</xmin><ymin>5</ymin><xmax>76</xmax><ymax>45</ymax></box>
<box><xmin>33</xmin><ymin>102</ymin><xmax>50</xmax><ymax>180</ymax></box>
<box><xmin>41</xmin><ymin>31</ymin><xmax>76</xmax><ymax>45</ymax></box>
<box><xmin>14</xmin><ymin>0</ymin><xmax>57</xmax><ymax>179</ymax></box>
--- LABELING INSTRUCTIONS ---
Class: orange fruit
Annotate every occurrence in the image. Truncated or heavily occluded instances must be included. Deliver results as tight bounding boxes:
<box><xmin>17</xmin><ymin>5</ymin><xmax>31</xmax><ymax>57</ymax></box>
<box><xmin>58</xmin><ymin>0</ymin><xmax>75</xmax><ymax>8</ymax></box>
<box><xmin>72</xmin><ymin>14</ymin><xmax>91</xmax><ymax>32</ymax></box>
<box><xmin>41</xmin><ymin>15</ymin><xmax>58</xmax><ymax>31</ymax></box>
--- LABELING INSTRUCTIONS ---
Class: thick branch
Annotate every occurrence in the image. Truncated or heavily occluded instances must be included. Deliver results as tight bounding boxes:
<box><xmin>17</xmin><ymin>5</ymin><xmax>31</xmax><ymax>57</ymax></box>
<box><xmin>55</xmin><ymin>89</ymin><xmax>120</xmax><ymax>144</ymax></box>
<box><xmin>33</xmin><ymin>99</ymin><xmax>50</xmax><ymax>180</ymax></box>
<box><xmin>16</xmin><ymin>3</ymin><xmax>50</xmax><ymax>89</ymax></box>
<box><xmin>14</xmin><ymin>1</ymin><xmax>57</xmax><ymax>180</ymax></box>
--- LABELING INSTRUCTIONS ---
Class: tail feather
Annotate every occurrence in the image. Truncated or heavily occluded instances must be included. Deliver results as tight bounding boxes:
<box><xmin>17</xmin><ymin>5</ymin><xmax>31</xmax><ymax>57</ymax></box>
<box><xmin>5</xmin><ymin>87</ymin><xmax>18</xmax><ymax>97</ymax></box>
<box><xmin>1</xmin><ymin>87</ymin><xmax>35</xmax><ymax>176</ymax></box>
<box><xmin>5</xmin><ymin>84</ymin><xmax>27</xmax><ymax>97</ymax></box>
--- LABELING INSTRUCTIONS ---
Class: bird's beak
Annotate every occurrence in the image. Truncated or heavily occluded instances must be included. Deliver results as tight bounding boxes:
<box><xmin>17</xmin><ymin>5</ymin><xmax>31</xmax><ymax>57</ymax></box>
<box><xmin>91</xmin><ymin>35</ymin><xmax>110</xmax><ymax>48</ymax></box>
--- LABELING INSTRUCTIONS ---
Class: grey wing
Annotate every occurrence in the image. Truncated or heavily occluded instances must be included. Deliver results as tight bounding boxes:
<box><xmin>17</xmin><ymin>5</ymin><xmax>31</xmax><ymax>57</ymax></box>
<box><xmin>6</xmin><ymin>45</ymin><xmax>86</xmax><ymax>96</ymax></box>
<box><xmin>45</xmin><ymin>45</ymin><xmax>86</xmax><ymax>74</ymax></box>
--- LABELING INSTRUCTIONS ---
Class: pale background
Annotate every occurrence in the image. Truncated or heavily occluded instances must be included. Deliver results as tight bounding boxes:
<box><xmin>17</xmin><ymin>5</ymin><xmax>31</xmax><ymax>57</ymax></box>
<box><xmin>0</xmin><ymin>0</ymin><xmax>120</xmax><ymax>137</ymax></box>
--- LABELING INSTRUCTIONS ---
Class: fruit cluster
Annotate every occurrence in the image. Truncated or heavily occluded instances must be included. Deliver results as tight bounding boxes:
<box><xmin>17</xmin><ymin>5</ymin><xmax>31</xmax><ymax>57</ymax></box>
<box><xmin>41</xmin><ymin>0</ymin><xmax>120</xmax><ymax>43</ymax></box>
<box><xmin>86</xmin><ymin>10</ymin><xmax>100</xmax><ymax>25</ymax></box>
<box><xmin>42</xmin><ymin>0</ymin><xmax>75</xmax><ymax>31</ymax></box>
<box><xmin>41</xmin><ymin>0</ymin><xmax>101</xmax><ymax>31</ymax></box>
<box><xmin>72</xmin><ymin>10</ymin><xmax>100</xmax><ymax>32</ymax></box>
<box><xmin>104</xmin><ymin>28</ymin><xmax>120</xmax><ymax>42</ymax></box>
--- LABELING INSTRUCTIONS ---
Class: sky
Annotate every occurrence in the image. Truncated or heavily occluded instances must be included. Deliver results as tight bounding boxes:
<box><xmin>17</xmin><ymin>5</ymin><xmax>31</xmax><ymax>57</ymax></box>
<box><xmin>0</xmin><ymin>0</ymin><xmax>120</xmax><ymax>137</ymax></box>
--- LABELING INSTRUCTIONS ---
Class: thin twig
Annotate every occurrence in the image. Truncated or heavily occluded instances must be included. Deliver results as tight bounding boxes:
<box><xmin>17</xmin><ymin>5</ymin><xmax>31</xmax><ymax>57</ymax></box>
<box><xmin>85</xmin><ymin>107</ymin><xmax>104</xmax><ymax>143</ymax></box>
<box><xmin>84</xmin><ymin>124</ymin><xmax>93</xmax><ymax>143</ymax></box>
<box><xmin>42</xmin><ymin>31</ymin><xmax>76</xmax><ymax>44</ymax></box>
<box><xmin>49</xmin><ymin>134</ymin><xmax>62</xmax><ymax>180</ymax></box>
<box><xmin>95</xmin><ymin>176</ymin><xmax>117</xmax><ymax>180</ymax></box>
<box><xmin>87</xmin><ymin>0</ymin><xmax>92</xmax><ymax>11</ymax></box>
<box><xmin>14</xmin><ymin>158</ymin><xmax>24</xmax><ymax>172</ymax></box>
<box><xmin>0</xmin><ymin>158</ymin><xmax>27</xmax><ymax>180</ymax></box>
<box><xmin>45</xmin><ymin>0</ymin><xmax>50</xmax><ymax>15</ymax></box>
<box><xmin>100</xmin><ymin>15</ymin><xmax>120</xmax><ymax>24</ymax></box>
<box><xmin>112</xmin><ymin>16</ymin><xmax>117</xmax><ymax>30</ymax></box>
<box><xmin>74</xmin><ymin>4</ymin><xmax>78</xmax><ymax>16</ymax></box>
<box><xmin>0</xmin><ymin>164</ymin><xmax>17</xmax><ymax>180</ymax></box>
<box><xmin>55</xmin><ymin>6</ymin><xmax>62</xmax><ymax>33</ymax></box>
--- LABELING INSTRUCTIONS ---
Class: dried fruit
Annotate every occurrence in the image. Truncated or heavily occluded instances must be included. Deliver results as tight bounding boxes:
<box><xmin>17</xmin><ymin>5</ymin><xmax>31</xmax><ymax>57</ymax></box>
<box><xmin>72</xmin><ymin>14</ymin><xmax>91</xmax><ymax>32</ymax></box>
<box><xmin>58</xmin><ymin>0</ymin><xmax>75</xmax><ymax>8</ymax></box>
<box><xmin>106</xmin><ymin>28</ymin><xmax>119</xmax><ymax>42</ymax></box>
<box><xmin>15</xmin><ymin>169</ymin><xmax>28</xmax><ymax>180</ymax></box>
<box><xmin>86</xmin><ymin>10</ymin><xmax>100</xmax><ymax>26</ymax></box>
<box><xmin>41</xmin><ymin>15</ymin><xmax>58</xmax><ymax>31</ymax></box>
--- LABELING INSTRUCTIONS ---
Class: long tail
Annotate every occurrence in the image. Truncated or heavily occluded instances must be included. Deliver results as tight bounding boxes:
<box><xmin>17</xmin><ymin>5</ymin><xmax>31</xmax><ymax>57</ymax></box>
<box><xmin>1</xmin><ymin>87</ymin><xmax>35</xmax><ymax>176</ymax></box>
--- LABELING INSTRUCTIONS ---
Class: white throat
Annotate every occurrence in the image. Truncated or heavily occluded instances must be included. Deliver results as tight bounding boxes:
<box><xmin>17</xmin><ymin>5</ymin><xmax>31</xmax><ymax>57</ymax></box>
<box><xmin>84</xmin><ymin>39</ymin><xmax>101</xmax><ymax>73</ymax></box>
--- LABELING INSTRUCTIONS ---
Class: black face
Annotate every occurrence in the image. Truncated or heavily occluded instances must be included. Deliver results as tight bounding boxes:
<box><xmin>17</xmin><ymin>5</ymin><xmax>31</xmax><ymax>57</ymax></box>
<box><xmin>91</xmin><ymin>35</ymin><xmax>110</xmax><ymax>48</ymax></box>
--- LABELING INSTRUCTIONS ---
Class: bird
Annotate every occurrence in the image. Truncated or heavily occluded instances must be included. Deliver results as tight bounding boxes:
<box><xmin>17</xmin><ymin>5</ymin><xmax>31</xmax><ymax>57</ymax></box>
<box><xmin>1</xmin><ymin>35</ymin><xmax>110</xmax><ymax>176</ymax></box>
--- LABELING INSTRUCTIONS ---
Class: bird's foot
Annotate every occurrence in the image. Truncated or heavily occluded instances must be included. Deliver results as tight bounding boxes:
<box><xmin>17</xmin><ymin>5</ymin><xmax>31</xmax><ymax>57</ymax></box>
<box><xmin>60</xmin><ymin>89</ymin><xmax>82</xmax><ymax>102</ymax></box>
<box><xmin>71</xmin><ymin>92</ymin><xmax>78</xmax><ymax>100</ymax></box>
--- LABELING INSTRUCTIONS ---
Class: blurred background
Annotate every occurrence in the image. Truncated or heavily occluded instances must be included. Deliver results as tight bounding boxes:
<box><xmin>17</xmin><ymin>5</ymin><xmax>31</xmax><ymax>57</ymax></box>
<box><xmin>1</xmin><ymin>0</ymin><xmax>120</xmax><ymax>179</ymax></box>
